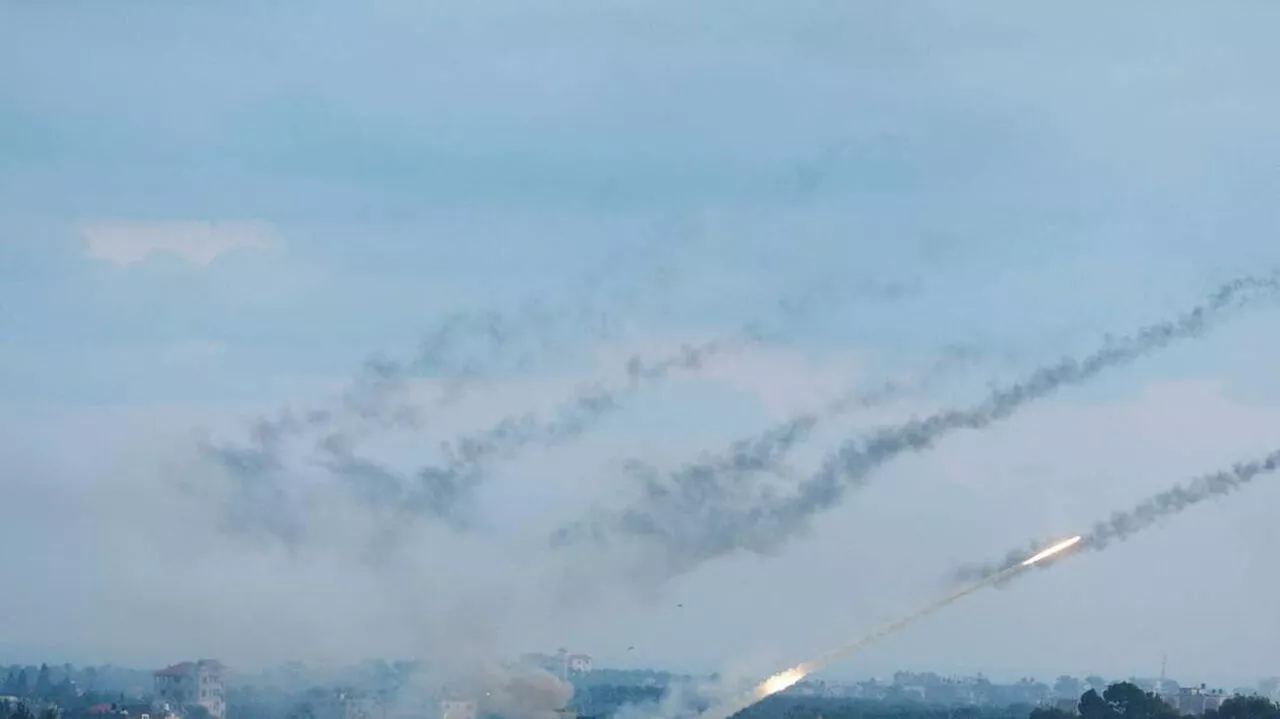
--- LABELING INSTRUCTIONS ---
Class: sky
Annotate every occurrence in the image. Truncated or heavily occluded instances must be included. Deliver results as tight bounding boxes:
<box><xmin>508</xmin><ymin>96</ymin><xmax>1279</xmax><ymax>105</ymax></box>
<box><xmin>3</xmin><ymin>0</ymin><xmax>1280</xmax><ymax>691</ymax></box>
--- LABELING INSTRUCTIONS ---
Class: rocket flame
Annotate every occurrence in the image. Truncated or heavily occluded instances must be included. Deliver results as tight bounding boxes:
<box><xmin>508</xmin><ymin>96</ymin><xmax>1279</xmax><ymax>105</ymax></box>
<box><xmin>698</xmin><ymin>533</ymin><xmax>1088</xmax><ymax>719</ymax></box>
<box><xmin>754</xmin><ymin>667</ymin><xmax>808</xmax><ymax>698</ymax></box>
<box><xmin>1019</xmin><ymin>535</ymin><xmax>1082</xmax><ymax>567</ymax></box>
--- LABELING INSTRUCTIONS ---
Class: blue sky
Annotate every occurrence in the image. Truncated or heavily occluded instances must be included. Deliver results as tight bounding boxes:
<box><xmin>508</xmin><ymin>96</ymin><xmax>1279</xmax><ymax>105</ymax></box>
<box><xmin>3</xmin><ymin>0</ymin><xmax>1280</xmax><ymax>690</ymax></box>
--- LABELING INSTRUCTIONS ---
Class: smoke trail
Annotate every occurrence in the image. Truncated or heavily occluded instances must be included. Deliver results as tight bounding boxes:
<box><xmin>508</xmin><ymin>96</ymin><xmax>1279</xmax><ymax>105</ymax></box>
<box><xmin>314</xmin><ymin>336</ymin><xmax>742</xmax><ymax>525</ymax></box>
<box><xmin>205</xmin><ymin>275</ymin><xmax>914</xmax><ymax>546</ymax></box>
<box><xmin>198</xmin><ymin>233</ymin><xmax>707</xmax><ymax>483</ymax></box>
<box><xmin>953</xmin><ymin>447</ymin><xmax>1280</xmax><ymax>583</ymax></box>
<box><xmin>699</xmin><ymin>534</ymin><xmax>1083</xmax><ymax>719</ymax></box>
<box><xmin>562</xmin><ymin>272</ymin><xmax>1279</xmax><ymax>578</ymax></box>
<box><xmin>549</xmin><ymin>346</ymin><xmax>979</xmax><ymax>551</ymax></box>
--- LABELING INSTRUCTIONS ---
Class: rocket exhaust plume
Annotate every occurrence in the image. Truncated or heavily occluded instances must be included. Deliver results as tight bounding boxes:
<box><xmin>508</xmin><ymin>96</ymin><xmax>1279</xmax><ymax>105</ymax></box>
<box><xmin>953</xmin><ymin>448</ymin><xmax>1280</xmax><ymax>584</ymax></box>
<box><xmin>699</xmin><ymin>536</ymin><xmax>1083</xmax><ymax>719</ymax></box>
<box><xmin>555</xmin><ymin>272</ymin><xmax>1279</xmax><ymax>578</ymax></box>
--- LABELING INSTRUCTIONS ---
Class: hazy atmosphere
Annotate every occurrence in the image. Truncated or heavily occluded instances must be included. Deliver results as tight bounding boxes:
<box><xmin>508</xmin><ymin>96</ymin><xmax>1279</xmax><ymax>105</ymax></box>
<box><xmin>3</xmin><ymin>0</ymin><xmax>1280</xmax><ymax>699</ymax></box>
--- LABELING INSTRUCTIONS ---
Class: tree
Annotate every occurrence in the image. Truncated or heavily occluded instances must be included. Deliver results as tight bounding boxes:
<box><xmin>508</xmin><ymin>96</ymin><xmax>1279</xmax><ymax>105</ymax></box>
<box><xmin>1030</xmin><ymin>708</ymin><xmax>1074</xmax><ymax>719</ymax></box>
<box><xmin>3</xmin><ymin>671</ymin><xmax>18</xmax><ymax>696</ymax></box>
<box><xmin>1077</xmin><ymin>682</ymin><xmax>1177</xmax><ymax>719</ymax></box>
<box><xmin>13</xmin><ymin>671</ymin><xmax>29</xmax><ymax>698</ymax></box>
<box><xmin>1216</xmin><ymin>696</ymin><xmax>1280</xmax><ymax>719</ymax></box>
<box><xmin>1079</xmin><ymin>689</ymin><xmax>1118</xmax><ymax>719</ymax></box>
<box><xmin>53</xmin><ymin>676</ymin><xmax>74</xmax><ymax>702</ymax></box>
<box><xmin>1054</xmin><ymin>676</ymin><xmax>1083</xmax><ymax>699</ymax></box>
<box><xmin>34</xmin><ymin>666</ymin><xmax>51</xmax><ymax>699</ymax></box>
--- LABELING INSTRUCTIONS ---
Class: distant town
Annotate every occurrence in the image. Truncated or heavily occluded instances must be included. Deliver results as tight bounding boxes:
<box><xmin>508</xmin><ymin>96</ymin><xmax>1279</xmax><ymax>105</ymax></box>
<box><xmin>2</xmin><ymin>652</ymin><xmax>1279</xmax><ymax>719</ymax></box>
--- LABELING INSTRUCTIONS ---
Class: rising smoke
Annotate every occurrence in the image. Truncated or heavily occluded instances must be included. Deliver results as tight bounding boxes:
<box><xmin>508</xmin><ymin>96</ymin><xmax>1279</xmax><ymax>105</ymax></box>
<box><xmin>952</xmin><ymin>447</ymin><xmax>1280</xmax><ymax>583</ymax></box>
<box><xmin>458</xmin><ymin>665</ymin><xmax>575</xmax><ymax>719</ymax></box>
<box><xmin>555</xmin><ymin>273</ymin><xmax>1280</xmax><ymax>579</ymax></box>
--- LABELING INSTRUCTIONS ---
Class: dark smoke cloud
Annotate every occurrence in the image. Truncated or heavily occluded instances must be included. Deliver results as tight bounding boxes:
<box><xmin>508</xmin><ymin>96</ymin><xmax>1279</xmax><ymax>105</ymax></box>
<box><xmin>952</xmin><ymin>447</ymin><xmax>1280</xmax><ymax>584</ymax></box>
<box><xmin>557</xmin><ymin>272</ymin><xmax>1279</xmax><ymax>579</ymax></box>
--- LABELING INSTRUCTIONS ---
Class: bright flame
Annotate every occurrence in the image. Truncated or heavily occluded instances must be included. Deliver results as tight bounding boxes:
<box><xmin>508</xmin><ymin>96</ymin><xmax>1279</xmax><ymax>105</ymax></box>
<box><xmin>1019</xmin><ymin>535</ymin><xmax>1083</xmax><ymax>566</ymax></box>
<box><xmin>754</xmin><ymin>668</ymin><xmax>807</xmax><ymax>698</ymax></box>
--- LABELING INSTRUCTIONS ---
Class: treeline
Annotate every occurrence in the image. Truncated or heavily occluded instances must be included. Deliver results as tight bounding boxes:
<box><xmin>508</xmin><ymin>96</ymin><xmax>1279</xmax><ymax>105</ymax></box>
<box><xmin>2</xmin><ymin>663</ymin><xmax>152</xmax><ymax>701</ymax></box>
<box><xmin>738</xmin><ymin>696</ymin><xmax>1042</xmax><ymax>719</ymax></box>
<box><xmin>1029</xmin><ymin>683</ymin><xmax>1280</xmax><ymax>719</ymax></box>
<box><xmin>575</xmin><ymin>682</ymin><xmax>1280</xmax><ymax>719</ymax></box>
<box><xmin>0</xmin><ymin>701</ymin><xmax>57</xmax><ymax>719</ymax></box>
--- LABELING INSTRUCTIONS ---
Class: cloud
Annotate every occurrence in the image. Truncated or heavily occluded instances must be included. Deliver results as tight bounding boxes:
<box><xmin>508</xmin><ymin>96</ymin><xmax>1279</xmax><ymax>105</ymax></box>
<box><xmin>79</xmin><ymin>220</ymin><xmax>275</xmax><ymax>267</ymax></box>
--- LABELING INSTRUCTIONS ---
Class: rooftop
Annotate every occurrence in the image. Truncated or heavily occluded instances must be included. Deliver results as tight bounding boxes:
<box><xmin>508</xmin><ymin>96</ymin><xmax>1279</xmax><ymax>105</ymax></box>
<box><xmin>155</xmin><ymin>660</ymin><xmax>227</xmax><ymax>677</ymax></box>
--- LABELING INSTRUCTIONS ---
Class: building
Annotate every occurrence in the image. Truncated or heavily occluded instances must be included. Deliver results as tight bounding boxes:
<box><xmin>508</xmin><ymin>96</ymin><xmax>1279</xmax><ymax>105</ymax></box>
<box><xmin>566</xmin><ymin>655</ymin><xmax>592</xmax><ymax>675</ymax></box>
<box><xmin>438</xmin><ymin>700</ymin><xmax>476</xmax><ymax>719</ymax></box>
<box><xmin>314</xmin><ymin>692</ymin><xmax>387</xmax><ymax>719</ymax></box>
<box><xmin>519</xmin><ymin>651</ymin><xmax>568</xmax><ymax>679</ymax></box>
<box><xmin>517</xmin><ymin>649</ymin><xmax>592</xmax><ymax>679</ymax></box>
<box><xmin>1173</xmin><ymin>685</ymin><xmax>1227</xmax><ymax>715</ymax></box>
<box><xmin>153</xmin><ymin>660</ymin><xmax>227</xmax><ymax>719</ymax></box>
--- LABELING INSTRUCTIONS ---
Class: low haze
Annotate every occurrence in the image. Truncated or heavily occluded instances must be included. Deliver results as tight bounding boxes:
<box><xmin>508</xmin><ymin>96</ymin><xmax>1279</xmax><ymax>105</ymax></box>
<box><xmin>3</xmin><ymin>0</ymin><xmax>1280</xmax><ymax>698</ymax></box>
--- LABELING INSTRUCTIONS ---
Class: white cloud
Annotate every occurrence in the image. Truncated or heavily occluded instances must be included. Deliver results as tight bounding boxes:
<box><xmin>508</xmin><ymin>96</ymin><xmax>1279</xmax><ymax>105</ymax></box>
<box><xmin>79</xmin><ymin>220</ymin><xmax>275</xmax><ymax>267</ymax></box>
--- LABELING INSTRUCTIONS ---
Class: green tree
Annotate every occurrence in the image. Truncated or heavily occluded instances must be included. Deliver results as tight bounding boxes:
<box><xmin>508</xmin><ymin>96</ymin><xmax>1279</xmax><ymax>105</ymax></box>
<box><xmin>1082</xmin><ymin>682</ymin><xmax>1177</xmax><ymax>719</ymax></box>
<box><xmin>13</xmin><ymin>671</ymin><xmax>29</xmax><ymax>698</ymax></box>
<box><xmin>3</xmin><ymin>671</ymin><xmax>18</xmax><ymax>696</ymax></box>
<box><xmin>1079</xmin><ymin>689</ymin><xmax>1118</xmax><ymax>719</ymax></box>
<box><xmin>1215</xmin><ymin>696</ymin><xmax>1280</xmax><ymax>719</ymax></box>
<box><xmin>52</xmin><ymin>676</ymin><xmax>73</xmax><ymax>703</ymax></box>
<box><xmin>33</xmin><ymin>666</ymin><xmax>51</xmax><ymax>699</ymax></box>
<box><xmin>1030</xmin><ymin>708</ymin><xmax>1074</xmax><ymax>719</ymax></box>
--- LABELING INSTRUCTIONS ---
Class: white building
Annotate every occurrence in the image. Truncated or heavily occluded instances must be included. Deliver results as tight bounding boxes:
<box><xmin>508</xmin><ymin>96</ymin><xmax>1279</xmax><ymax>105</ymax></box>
<box><xmin>316</xmin><ymin>692</ymin><xmax>387</xmax><ymax>719</ymax></box>
<box><xmin>154</xmin><ymin>660</ymin><xmax>227</xmax><ymax>719</ymax></box>
<box><xmin>439</xmin><ymin>700</ymin><xmax>477</xmax><ymax>719</ymax></box>
<box><xmin>517</xmin><ymin>649</ymin><xmax>592</xmax><ymax>679</ymax></box>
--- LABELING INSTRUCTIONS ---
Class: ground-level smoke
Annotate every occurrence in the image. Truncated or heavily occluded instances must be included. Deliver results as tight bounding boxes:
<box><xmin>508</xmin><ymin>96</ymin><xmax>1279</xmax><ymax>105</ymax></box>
<box><xmin>952</xmin><ymin>447</ymin><xmax>1280</xmax><ymax>583</ymax></box>
<box><xmin>553</xmin><ymin>273</ymin><xmax>1278</xmax><ymax>578</ymax></box>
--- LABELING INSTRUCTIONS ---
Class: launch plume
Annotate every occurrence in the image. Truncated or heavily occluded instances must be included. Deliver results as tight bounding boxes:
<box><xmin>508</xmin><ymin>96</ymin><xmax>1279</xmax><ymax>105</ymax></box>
<box><xmin>953</xmin><ymin>447</ymin><xmax>1280</xmax><ymax>583</ymax></box>
<box><xmin>698</xmin><ymin>536</ymin><xmax>1084</xmax><ymax>719</ymax></box>
<box><xmin>468</xmin><ymin>665</ymin><xmax>575</xmax><ymax>719</ymax></box>
<box><xmin>558</xmin><ymin>272</ymin><xmax>1279</xmax><ymax>578</ymax></box>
